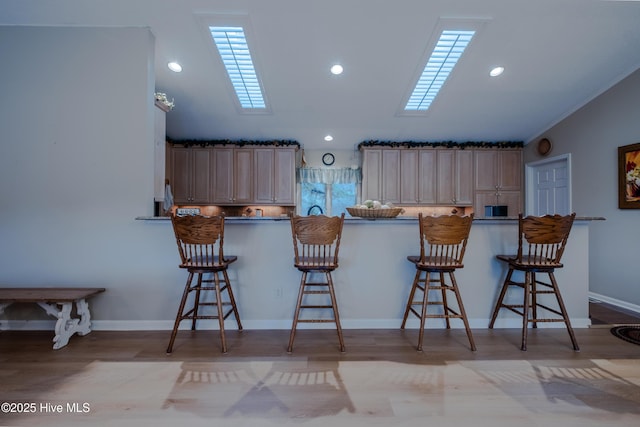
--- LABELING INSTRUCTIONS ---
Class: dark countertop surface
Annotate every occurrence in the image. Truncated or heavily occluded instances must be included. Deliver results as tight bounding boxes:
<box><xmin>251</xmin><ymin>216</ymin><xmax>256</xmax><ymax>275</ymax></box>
<box><xmin>136</xmin><ymin>215</ymin><xmax>605</xmax><ymax>222</ymax></box>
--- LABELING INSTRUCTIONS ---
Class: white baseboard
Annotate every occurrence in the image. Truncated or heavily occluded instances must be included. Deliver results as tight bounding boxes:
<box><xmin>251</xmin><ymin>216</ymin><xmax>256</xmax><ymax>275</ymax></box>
<box><xmin>589</xmin><ymin>292</ymin><xmax>640</xmax><ymax>314</ymax></box>
<box><xmin>1</xmin><ymin>317</ymin><xmax>592</xmax><ymax>331</ymax></box>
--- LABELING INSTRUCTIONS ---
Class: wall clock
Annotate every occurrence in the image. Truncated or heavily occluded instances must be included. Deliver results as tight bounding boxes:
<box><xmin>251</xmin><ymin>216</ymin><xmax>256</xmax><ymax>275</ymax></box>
<box><xmin>537</xmin><ymin>138</ymin><xmax>552</xmax><ymax>156</ymax></box>
<box><xmin>322</xmin><ymin>152</ymin><xmax>335</xmax><ymax>166</ymax></box>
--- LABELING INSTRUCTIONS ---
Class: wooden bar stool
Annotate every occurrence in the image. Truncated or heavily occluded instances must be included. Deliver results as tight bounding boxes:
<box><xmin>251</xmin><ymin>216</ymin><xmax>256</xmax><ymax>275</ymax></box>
<box><xmin>288</xmin><ymin>214</ymin><xmax>345</xmax><ymax>353</ymax></box>
<box><xmin>167</xmin><ymin>214</ymin><xmax>242</xmax><ymax>354</ymax></box>
<box><xmin>401</xmin><ymin>214</ymin><xmax>476</xmax><ymax>352</ymax></box>
<box><xmin>489</xmin><ymin>213</ymin><xmax>579</xmax><ymax>351</ymax></box>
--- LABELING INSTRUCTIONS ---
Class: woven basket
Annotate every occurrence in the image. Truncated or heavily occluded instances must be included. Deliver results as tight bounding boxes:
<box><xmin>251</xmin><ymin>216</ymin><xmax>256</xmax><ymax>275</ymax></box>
<box><xmin>346</xmin><ymin>207</ymin><xmax>403</xmax><ymax>218</ymax></box>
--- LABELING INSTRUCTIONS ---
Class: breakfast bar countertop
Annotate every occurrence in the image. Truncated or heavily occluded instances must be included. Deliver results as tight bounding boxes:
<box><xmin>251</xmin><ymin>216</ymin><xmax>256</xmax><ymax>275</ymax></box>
<box><xmin>130</xmin><ymin>212</ymin><xmax>599</xmax><ymax>330</ymax></box>
<box><xmin>136</xmin><ymin>215</ymin><xmax>605</xmax><ymax>222</ymax></box>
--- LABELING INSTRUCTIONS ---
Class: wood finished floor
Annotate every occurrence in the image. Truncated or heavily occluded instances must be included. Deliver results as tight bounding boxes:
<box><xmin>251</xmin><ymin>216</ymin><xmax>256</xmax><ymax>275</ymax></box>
<box><xmin>1</xmin><ymin>303</ymin><xmax>639</xmax><ymax>427</ymax></box>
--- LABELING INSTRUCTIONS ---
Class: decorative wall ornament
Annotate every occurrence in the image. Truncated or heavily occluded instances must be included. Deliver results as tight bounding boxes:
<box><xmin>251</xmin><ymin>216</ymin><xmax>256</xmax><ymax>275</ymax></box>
<box><xmin>154</xmin><ymin>92</ymin><xmax>175</xmax><ymax>110</ymax></box>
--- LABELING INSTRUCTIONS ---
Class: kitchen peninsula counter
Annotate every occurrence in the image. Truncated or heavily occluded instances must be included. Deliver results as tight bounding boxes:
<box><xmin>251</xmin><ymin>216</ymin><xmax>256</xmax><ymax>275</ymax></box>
<box><xmin>134</xmin><ymin>215</ymin><xmax>602</xmax><ymax>331</ymax></box>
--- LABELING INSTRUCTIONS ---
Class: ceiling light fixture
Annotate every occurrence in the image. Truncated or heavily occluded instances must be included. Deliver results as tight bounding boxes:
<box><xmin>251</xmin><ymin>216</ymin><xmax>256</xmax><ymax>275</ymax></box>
<box><xmin>330</xmin><ymin>64</ymin><xmax>343</xmax><ymax>75</ymax></box>
<box><xmin>210</xmin><ymin>26</ymin><xmax>266</xmax><ymax>109</ymax></box>
<box><xmin>405</xmin><ymin>30</ymin><xmax>475</xmax><ymax>111</ymax></box>
<box><xmin>168</xmin><ymin>62</ymin><xmax>182</xmax><ymax>72</ymax></box>
<box><xmin>489</xmin><ymin>66</ymin><xmax>504</xmax><ymax>77</ymax></box>
<box><xmin>324</xmin><ymin>135</ymin><xmax>334</xmax><ymax>142</ymax></box>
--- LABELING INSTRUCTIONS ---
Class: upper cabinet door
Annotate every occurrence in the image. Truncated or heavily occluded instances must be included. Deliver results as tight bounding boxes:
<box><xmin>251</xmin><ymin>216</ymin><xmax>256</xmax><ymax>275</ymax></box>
<box><xmin>254</xmin><ymin>147</ymin><xmax>296</xmax><ymax>205</ymax></box>
<box><xmin>234</xmin><ymin>148</ymin><xmax>254</xmax><ymax>204</ymax></box>
<box><xmin>474</xmin><ymin>149</ymin><xmax>522</xmax><ymax>191</ymax></box>
<box><xmin>381</xmin><ymin>149</ymin><xmax>400</xmax><ymax>204</ymax></box>
<box><xmin>362</xmin><ymin>149</ymin><xmax>382</xmax><ymax>201</ymax></box>
<box><xmin>254</xmin><ymin>148</ymin><xmax>275</xmax><ymax>204</ymax></box>
<box><xmin>273</xmin><ymin>148</ymin><xmax>296</xmax><ymax>205</ymax></box>
<box><xmin>170</xmin><ymin>146</ymin><xmax>211</xmax><ymax>205</ymax></box>
<box><xmin>399</xmin><ymin>149</ymin><xmax>437</xmax><ymax>204</ymax></box>
<box><xmin>498</xmin><ymin>150</ymin><xmax>522</xmax><ymax>191</ymax></box>
<box><xmin>191</xmin><ymin>148</ymin><xmax>212</xmax><ymax>204</ymax></box>
<box><xmin>455</xmin><ymin>149</ymin><xmax>474</xmax><ymax>206</ymax></box>
<box><xmin>212</xmin><ymin>147</ymin><xmax>234</xmax><ymax>204</ymax></box>
<box><xmin>400</xmin><ymin>150</ymin><xmax>419</xmax><ymax>204</ymax></box>
<box><xmin>435</xmin><ymin>149</ymin><xmax>473</xmax><ymax>206</ymax></box>
<box><xmin>474</xmin><ymin>149</ymin><xmax>499</xmax><ymax>191</ymax></box>
<box><xmin>170</xmin><ymin>146</ymin><xmax>192</xmax><ymax>204</ymax></box>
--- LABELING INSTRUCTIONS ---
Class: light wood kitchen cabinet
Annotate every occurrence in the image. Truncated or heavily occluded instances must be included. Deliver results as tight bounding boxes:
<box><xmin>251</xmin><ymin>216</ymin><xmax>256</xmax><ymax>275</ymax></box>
<box><xmin>400</xmin><ymin>149</ymin><xmax>437</xmax><ymax>204</ymax></box>
<box><xmin>361</xmin><ymin>149</ymin><xmax>382</xmax><ymax>201</ymax></box>
<box><xmin>170</xmin><ymin>146</ymin><xmax>212</xmax><ymax>205</ymax></box>
<box><xmin>362</xmin><ymin>147</ymin><xmax>460</xmax><ymax>205</ymax></box>
<box><xmin>254</xmin><ymin>147</ymin><xmax>296</xmax><ymax>205</ymax></box>
<box><xmin>361</xmin><ymin>149</ymin><xmax>401</xmax><ymax>203</ymax></box>
<box><xmin>212</xmin><ymin>147</ymin><xmax>253</xmax><ymax>205</ymax></box>
<box><xmin>435</xmin><ymin>148</ymin><xmax>474</xmax><ymax>206</ymax></box>
<box><xmin>473</xmin><ymin>148</ymin><xmax>522</xmax><ymax>217</ymax></box>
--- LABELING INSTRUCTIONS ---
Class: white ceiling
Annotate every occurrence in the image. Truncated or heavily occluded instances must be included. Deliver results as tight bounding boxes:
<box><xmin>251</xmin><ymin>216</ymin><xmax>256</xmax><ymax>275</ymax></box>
<box><xmin>3</xmin><ymin>0</ymin><xmax>640</xmax><ymax>150</ymax></box>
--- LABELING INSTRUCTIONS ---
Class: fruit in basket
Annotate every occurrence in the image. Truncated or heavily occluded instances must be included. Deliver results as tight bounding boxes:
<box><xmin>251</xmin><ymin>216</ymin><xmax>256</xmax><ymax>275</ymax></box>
<box><xmin>354</xmin><ymin>200</ymin><xmax>394</xmax><ymax>209</ymax></box>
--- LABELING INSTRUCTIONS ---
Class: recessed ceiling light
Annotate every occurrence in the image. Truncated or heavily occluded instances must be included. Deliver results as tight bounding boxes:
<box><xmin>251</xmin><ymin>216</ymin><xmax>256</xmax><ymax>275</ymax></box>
<box><xmin>168</xmin><ymin>62</ymin><xmax>182</xmax><ymax>73</ymax></box>
<box><xmin>324</xmin><ymin>135</ymin><xmax>334</xmax><ymax>142</ymax></box>
<box><xmin>330</xmin><ymin>64</ymin><xmax>343</xmax><ymax>75</ymax></box>
<box><xmin>489</xmin><ymin>66</ymin><xmax>504</xmax><ymax>77</ymax></box>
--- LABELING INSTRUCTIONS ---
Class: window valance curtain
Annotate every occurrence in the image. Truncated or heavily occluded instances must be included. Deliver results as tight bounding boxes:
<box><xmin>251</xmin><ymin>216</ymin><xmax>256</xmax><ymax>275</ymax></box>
<box><xmin>297</xmin><ymin>167</ymin><xmax>361</xmax><ymax>184</ymax></box>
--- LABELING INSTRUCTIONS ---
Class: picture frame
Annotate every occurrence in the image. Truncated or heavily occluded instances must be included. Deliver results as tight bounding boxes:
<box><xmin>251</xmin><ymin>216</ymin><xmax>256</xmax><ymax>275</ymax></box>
<box><xmin>618</xmin><ymin>142</ymin><xmax>640</xmax><ymax>209</ymax></box>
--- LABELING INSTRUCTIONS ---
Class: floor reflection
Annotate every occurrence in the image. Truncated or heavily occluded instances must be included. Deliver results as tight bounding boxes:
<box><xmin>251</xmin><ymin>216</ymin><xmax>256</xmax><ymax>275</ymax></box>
<box><xmin>472</xmin><ymin>359</ymin><xmax>640</xmax><ymax>416</ymax></box>
<box><xmin>162</xmin><ymin>360</ymin><xmax>356</xmax><ymax>419</ymax></box>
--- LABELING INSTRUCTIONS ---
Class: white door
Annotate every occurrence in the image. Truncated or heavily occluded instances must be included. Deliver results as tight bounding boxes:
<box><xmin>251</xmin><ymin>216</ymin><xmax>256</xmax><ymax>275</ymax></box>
<box><xmin>525</xmin><ymin>154</ymin><xmax>571</xmax><ymax>215</ymax></box>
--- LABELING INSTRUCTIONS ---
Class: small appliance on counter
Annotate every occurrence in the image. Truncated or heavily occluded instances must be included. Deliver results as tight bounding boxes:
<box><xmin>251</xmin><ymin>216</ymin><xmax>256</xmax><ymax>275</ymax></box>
<box><xmin>176</xmin><ymin>208</ymin><xmax>201</xmax><ymax>216</ymax></box>
<box><xmin>484</xmin><ymin>205</ymin><xmax>508</xmax><ymax>217</ymax></box>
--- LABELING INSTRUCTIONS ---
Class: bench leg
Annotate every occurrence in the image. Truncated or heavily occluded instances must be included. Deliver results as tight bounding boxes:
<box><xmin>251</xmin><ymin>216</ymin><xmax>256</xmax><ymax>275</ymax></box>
<box><xmin>36</xmin><ymin>299</ymin><xmax>92</xmax><ymax>350</ymax></box>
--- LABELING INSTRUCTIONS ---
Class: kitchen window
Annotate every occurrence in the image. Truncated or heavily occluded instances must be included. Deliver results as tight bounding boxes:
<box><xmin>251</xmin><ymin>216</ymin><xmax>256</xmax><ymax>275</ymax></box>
<box><xmin>298</xmin><ymin>168</ymin><xmax>361</xmax><ymax>216</ymax></box>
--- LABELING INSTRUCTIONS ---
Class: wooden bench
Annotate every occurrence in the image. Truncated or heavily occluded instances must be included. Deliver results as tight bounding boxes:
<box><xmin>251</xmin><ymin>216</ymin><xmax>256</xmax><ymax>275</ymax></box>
<box><xmin>0</xmin><ymin>287</ymin><xmax>105</xmax><ymax>349</ymax></box>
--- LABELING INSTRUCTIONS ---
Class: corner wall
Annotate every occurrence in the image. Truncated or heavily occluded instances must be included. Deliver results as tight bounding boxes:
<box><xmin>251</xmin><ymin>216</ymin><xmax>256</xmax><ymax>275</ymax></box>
<box><xmin>523</xmin><ymin>68</ymin><xmax>640</xmax><ymax>307</ymax></box>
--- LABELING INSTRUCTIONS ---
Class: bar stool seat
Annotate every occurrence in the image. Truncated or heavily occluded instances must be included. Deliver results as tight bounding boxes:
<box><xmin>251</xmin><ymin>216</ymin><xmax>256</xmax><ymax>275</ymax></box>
<box><xmin>167</xmin><ymin>214</ymin><xmax>242</xmax><ymax>354</ymax></box>
<box><xmin>401</xmin><ymin>213</ymin><xmax>476</xmax><ymax>352</ymax></box>
<box><xmin>489</xmin><ymin>213</ymin><xmax>578</xmax><ymax>351</ymax></box>
<box><xmin>288</xmin><ymin>214</ymin><xmax>345</xmax><ymax>353</ymax></box>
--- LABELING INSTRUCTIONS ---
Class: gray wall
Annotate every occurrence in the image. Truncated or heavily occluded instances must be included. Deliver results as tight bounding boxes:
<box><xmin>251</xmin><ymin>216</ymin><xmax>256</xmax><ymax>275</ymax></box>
<box><xmin>0</xmin><ymin>26</ymin><xmax>183</xmax><ymax>321</ymax></box>
<box><xmin>523</xmin><ymin>68</ymin><xmax>640</xmax><ymax>308</ymax></box>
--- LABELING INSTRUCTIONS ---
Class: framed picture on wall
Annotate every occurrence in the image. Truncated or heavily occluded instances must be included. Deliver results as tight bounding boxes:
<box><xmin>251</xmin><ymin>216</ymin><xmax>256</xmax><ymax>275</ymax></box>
<box><xmin>618</xmin><ymin>142</ymin><xmax>640</xmax><ymax>209</ymax></box>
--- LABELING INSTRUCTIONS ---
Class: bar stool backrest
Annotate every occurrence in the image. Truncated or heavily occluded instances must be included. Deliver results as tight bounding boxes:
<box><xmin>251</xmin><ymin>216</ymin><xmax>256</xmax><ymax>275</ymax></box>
<box><xmin>290</xmin><ymin>214</ymin><xmax>345</xmax><ymax>270</ymax></box>
<box><xmin>171</xmin><ymin>215</ymin><xmax>227</xmax><ymax>268</ymax></box>
<box><xmin>418</xmin><ymin>214</ymin><xmax>474</xmax><ymax>267</ymax></box>
<box><xmin>517</xmin><ymin>213</ymin><xmax>576</xmax><ymax>266</ymax></box>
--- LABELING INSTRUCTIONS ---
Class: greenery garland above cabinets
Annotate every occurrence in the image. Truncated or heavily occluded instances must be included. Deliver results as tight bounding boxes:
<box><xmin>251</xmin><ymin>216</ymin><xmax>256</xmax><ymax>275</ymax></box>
<box><xmin>357</xmin><ymin>140</ymin><xmax>523</xmax><ymax>150</ymax></box>
<box><xmin>167</xmin><ymin>138</ymin><xmax>300</xmax><ymax>149</ymax></box>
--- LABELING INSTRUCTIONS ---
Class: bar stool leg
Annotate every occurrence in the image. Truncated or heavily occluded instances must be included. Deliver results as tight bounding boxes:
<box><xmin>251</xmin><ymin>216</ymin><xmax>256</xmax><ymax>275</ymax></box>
<box><xmin>191</xmin><ymin>273</ymin><xmax>203</xmax><ymax>331</ymax></box>
<box><xmin>449</xmin><ymin>272</ymin><xmax>476</xmax><ymax>351</ymax></box>
<box><xmin>531</xmin><ymin>272</ymin><xmax>538</xmax><ymax>329</ymax></box>
<box><xmin>417</xmin><ymin>271</ymin><xmax>431</xmax><ymax>352</ymax></box>
<box><xmin>521</xmin><ymin>271</ymin><xmax>532</xmax><ymax>351</ymax></box>
<box><xmin>489</xmin><ymin>268</ymin><xmax>515</xmax><ymax>328</ymax></box>
<box><xmin>222</xmin><ymin>269</ymin><xmax>243</xmax><ymax>330</ymax></box>
<box><xmin>167</xmin><ymin>272</ymin><xmax>194</xmax><ymax>354</ymax></box>
<box><xmin>549</xmin><ymin>272</ymin><xmax>580</xmax><ymax>351</ymax></box>
<box><xmin>401</xmin><ymin>270</ymin><xmax>422</xmax><ymax>329</ymax></box>
<box><xmin>440</xmin><ymin>272</ymin><xmax>451</xmax><ymax>329</ymax></box>
<box><xmin>288</xmin><ymin>272</ymin><xmax>307</xmax><ymax>353</ymax></box>
<box><xmin>212</xmin><ymin>270</ymin><xmax>227</xmax><ymax>354</ymax></box>
<box><xmin>326</xmin><ymin>272</ymin><xmax>345</xmax><ymax>352</ymax></box>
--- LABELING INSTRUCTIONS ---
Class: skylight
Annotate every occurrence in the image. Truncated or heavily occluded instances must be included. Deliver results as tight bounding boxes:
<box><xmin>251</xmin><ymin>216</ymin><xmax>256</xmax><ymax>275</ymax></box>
<box><xmin>209</xmin><ymin>26</ymin><xmax>266</xmax><ymax>109</ymax></box>
<box><xmin>404</xmin><ymin>30</ymin><xmax>475</xmax><ymax>111</ymax></box>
